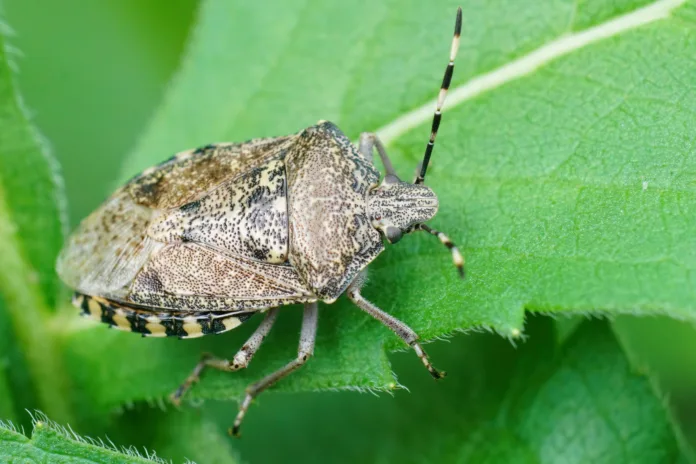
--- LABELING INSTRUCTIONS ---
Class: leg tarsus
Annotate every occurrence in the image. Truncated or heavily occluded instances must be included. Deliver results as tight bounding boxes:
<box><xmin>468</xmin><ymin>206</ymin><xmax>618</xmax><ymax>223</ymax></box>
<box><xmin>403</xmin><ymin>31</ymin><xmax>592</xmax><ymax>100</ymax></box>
<box><xmin>170</xmin><ymin>352</ymin><xmax>215</xmax><ymax>406</ymax></box>
<box><xmin>347</xmin><ymin>274</ymin><xmax>446</xmax><ymax>379</ymax></box>
<box><xmin>230</xmin><ymin>302</ymin><xmax>318</xmax><ymax>437</ymax></box>
<box><xmin>229</xmin><ymin>356</ymin><xmax>309</xmax><ymax>437</ymax></box>
<box><xmin>411</xmin><ymin>341</ymin><xmax>446</xmax><ymax>379</ymax></box>
<box><xmin>230</xmin><ymin>394</ymin><xmax>254</xmax><ymax>437</ymax></box>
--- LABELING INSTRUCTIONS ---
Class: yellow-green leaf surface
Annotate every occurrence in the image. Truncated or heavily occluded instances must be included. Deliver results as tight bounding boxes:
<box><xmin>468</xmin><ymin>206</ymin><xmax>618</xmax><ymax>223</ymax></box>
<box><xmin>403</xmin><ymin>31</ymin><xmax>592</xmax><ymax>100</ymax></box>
<box><xmin>61</xmin><ymin>0</ymin><xmax>696</xmax><ymax>409</ymax></box>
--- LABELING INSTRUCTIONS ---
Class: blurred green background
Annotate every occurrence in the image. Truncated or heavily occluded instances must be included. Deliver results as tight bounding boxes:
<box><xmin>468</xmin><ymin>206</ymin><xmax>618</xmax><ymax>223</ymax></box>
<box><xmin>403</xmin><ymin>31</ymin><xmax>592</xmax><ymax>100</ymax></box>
<box><xmin>4</xmin><ymin>0</ymin><xmax>197</xmax><ymax>227</ymax></box>
<box><xmin>4</xmin><ymin>1</ymin><xmax>696</xmax><ymax>462</ymax></box>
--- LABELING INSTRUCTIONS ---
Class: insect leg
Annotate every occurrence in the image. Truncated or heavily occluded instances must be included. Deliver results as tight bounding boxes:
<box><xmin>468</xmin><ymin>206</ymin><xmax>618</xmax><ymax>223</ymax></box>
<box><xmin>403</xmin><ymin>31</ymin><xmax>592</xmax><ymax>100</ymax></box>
<box><xmin>347</xmin><ymin>273</ymin><xmax>445</xmax><ymax>379</ymax></box>
<box><xmin>231</xmin><ymin>302</ymin><xmax>318</xmax><ymax>437</ymax></box>
<box><xmin>359</xmin><ymin>132</ymin><xmax>399</xmax><ymax>178</ymax></box>
<box><xmin>417</xmin><ymin>224</ymin><xmax>465</xmax><ymax>278</ymax></box>
<box><xmin>170</xmin><ymin>307</ymin><xmax>280</xmax><ymax>405</ymax></box>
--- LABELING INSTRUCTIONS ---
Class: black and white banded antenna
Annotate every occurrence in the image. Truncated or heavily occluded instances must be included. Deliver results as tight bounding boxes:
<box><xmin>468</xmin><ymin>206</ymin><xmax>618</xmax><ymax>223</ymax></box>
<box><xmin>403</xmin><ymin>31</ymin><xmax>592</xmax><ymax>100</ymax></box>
<box><xmin>414</xmin><ymin>7</ymin><xmax>462</xmax><ymax>185</ymax></box>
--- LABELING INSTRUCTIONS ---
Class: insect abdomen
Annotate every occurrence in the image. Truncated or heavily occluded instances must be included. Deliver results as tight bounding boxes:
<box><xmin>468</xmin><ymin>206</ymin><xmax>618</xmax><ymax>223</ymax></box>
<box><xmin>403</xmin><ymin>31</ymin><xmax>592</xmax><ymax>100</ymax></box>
<box><xmin>72</xmin><ymin>293</ymin><xmax>255</xmax><ymax>339</ymax></box>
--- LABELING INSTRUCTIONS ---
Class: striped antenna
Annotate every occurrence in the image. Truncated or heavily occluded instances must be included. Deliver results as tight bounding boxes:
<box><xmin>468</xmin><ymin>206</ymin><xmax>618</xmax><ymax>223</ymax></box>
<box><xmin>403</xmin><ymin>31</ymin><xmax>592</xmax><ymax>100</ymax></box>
<box><xmin>415</xmin><ymin>7</ymin><xmax>462</xmax><ymax>185</ymax></box>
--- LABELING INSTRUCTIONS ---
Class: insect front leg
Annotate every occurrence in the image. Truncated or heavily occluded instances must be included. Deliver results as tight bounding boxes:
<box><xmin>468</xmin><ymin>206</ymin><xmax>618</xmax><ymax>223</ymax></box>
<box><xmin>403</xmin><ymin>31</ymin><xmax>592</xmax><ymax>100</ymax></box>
<box><xmin>231</xmin><ymin>302</ymin><xmax>318</xmax><ymax>437</ymax></box>
<box><xmin>170</xmin><ymin>307</ymin><xmax>280</xmax><ymax>405</ymax></box>
<box><xmin>359</xmin><ymin>132</ymin><xmax>399</xmax><ymax>178</ymax></box>
<box><xmin>347</xmin><ymin>271</ymin><xmax>445</xmax><ymax>379</ymax></box>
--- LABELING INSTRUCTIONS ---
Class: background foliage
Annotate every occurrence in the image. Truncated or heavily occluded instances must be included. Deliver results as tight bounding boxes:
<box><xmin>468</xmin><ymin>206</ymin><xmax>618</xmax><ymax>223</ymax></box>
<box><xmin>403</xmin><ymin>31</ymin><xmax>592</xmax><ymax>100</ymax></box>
<box><xmin>1</xmin><ymin>0</ymin><xmax>696</xmax><ymax>462</ymax></box>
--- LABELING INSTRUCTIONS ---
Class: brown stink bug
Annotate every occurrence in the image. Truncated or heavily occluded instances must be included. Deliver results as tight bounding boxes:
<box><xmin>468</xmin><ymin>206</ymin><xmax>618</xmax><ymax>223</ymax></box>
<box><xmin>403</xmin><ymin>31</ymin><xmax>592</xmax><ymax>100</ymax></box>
<box><xmin>56</xmin><ymin>8</ymin><xmax>464</xmax><ymax>435</ymax></box>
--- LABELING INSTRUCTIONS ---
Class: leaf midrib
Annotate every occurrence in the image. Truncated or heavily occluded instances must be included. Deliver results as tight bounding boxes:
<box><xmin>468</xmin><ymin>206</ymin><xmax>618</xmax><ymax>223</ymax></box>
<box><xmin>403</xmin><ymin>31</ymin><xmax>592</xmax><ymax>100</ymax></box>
<box><xmin>375</xmin><ymin>0</ymin><xmax>687</xmax><ymax>146</ymax></box>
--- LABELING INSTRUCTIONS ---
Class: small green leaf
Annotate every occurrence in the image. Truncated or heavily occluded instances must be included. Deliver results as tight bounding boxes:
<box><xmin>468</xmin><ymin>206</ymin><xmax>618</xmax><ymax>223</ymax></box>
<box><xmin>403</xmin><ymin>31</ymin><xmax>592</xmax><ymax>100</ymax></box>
<box><xmin>61</xmin><ymin>0</ymin><xmax>696</xmax><ymax>407</ymax></box>
<box><xmin>0</xmin><ymin>413</ymin><xmax>165</xmax><ymax>464</ymax></box>
<box><xmin>0</xmin><ymin>13</ymin><xmax>72</xmax><ymax>423</ymax></box>
<box><xmin>459</xmin><ymin>320</ymin><xmax>685</xmax><ymax>463</ymax></box>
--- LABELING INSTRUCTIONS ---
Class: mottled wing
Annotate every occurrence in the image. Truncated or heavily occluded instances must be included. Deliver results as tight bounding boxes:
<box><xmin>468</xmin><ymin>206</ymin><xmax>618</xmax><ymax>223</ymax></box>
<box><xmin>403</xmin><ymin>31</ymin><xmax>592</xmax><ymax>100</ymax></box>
<box><xmin>57</xmin><ymin>135</ymin><xmax>303</xmax><ymax>308</ymax></box>
<box><xmin>128</xmin><ymin>242</ymin><xmax>315</xmax><ymax>311</ymax></box>
<box><xmin>148</xmin><ymin>158</ymin><xmax>290</xmax><ymax>264</ymax></box>
<box><xmin>126</xmin><ymin>135</ymin><xmax>295</xmax><ymax>209</ymax></box>
<box><xmin>56</xmin><ymin>190</ymin><xmax>162</xmax><ymax>300</ymax></box>
<box><xmin>286</xmin><ymin>121</ymin><xmax>384</xmax><ymax>301</ymax></box>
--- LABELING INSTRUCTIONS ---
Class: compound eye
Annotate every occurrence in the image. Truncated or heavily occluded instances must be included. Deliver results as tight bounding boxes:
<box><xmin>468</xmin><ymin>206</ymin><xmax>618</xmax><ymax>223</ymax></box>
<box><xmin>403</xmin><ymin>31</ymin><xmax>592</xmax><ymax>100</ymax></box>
<box><xmin>385</xmin><ymin>226</ymin><xmax>403</xmax><ymax>244</ymax></box>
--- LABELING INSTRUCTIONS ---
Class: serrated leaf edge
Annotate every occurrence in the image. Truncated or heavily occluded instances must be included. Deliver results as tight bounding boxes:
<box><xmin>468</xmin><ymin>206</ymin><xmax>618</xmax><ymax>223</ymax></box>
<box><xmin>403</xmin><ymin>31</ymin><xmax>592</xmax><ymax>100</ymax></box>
<box><xmin>9</xmin><ymin>410</ymin><xmax>182</xmax><ymax>464</ymax></box>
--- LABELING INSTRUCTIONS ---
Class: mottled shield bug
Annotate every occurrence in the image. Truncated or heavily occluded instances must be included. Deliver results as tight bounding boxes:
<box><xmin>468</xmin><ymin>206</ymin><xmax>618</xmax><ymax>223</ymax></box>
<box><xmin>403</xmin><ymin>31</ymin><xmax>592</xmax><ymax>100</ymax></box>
<box><xmin>56</xmin><ymin>8</ymin><xmax>464</xmax><ymax>436</ymax></box>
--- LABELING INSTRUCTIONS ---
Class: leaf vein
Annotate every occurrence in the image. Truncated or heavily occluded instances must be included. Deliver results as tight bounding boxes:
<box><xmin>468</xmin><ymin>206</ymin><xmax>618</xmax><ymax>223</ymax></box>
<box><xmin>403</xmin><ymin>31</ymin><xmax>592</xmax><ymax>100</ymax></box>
<box><xmin>375</xmin><ymin>0</ymin><xmax>687</xmax><ymax>145</ymax></box>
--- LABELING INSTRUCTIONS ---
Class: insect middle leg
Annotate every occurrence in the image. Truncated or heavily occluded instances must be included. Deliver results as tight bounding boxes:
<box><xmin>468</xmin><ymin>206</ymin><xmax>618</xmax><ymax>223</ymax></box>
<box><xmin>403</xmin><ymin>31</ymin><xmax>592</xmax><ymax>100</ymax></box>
<box><xmin>170</xmin><ymin>307</ymin><xmax>280</xmax><ymax>405</ymax></box>
<box><xmin>231</xmin><ymin>302</ymin><xmax>318</xmax><ymax>436</ymax></box>
<box><xmin>346</xmin><ymin>272</ymin><xmax>445</xmax><ymax>379</ymax></box>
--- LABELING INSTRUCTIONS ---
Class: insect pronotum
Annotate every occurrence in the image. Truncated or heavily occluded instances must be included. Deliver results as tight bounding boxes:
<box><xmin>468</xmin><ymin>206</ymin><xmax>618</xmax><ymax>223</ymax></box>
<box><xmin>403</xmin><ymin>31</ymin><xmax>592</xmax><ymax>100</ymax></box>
<box><xmin>56</xmin><ymin>8</ymin><xmax>464</xmax><ymax>436</ymax></box>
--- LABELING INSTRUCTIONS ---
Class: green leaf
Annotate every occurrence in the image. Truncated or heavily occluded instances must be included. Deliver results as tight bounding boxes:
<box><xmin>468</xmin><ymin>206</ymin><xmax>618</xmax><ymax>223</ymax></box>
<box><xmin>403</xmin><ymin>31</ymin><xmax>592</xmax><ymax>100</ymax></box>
<box><xmin>0</xmin><ymin>413</ymin><xmax>165</xmax><ymax>464</ymax></box>
<box><xmin>61</xmin><ymin>0</ymin><xmax>696</xmax><ymax>408</ymax></box>
<box><xmin>0</xmin><ymin>13</ymin><xmax>73</xmax><ymax>423</ymax></box>
<box><xmin>454</xmin><ymin>320</ymin><xmax>686</xmax><ymax>463</ymax></box>
<box><xmin>613</xmin><ymin>316</ymin><xmax>696</xmax><ymax>445</ymax></box>
<box><xmin>0</xmin><ymin>19</ymin><xmax>66</xmax><ymax>308</ymax></box>
<box><xmin>614</xmin><ymin>316</ymin><xmax>696</xmax><ymax>396</ymax></box>
<box><xmin>108</xmin><ymin>406</ymin><xmax>241</xmax><ymax>464</ymax></box>
<box><xmin>186</xmin><ymin>319</ymin><xmax>690</xmax><ymax>463</ymax></box>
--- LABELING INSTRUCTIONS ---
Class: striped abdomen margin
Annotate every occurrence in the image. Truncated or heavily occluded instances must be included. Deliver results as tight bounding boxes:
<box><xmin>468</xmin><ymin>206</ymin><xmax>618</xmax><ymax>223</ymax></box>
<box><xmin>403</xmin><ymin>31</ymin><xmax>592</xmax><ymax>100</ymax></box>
<box><xmin>72</xmin><ymin>292</ymin><xmax>257</xmax><ymax>339</ymax></box>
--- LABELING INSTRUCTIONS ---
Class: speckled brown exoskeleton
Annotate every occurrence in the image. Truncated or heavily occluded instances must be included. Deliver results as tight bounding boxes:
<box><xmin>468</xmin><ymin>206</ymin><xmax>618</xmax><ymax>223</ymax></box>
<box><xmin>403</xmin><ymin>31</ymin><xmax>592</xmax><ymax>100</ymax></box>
<box><xmin>56</xmin><ymin>8</ymin><xmax>464</xmax><ymax>436</ymax></box>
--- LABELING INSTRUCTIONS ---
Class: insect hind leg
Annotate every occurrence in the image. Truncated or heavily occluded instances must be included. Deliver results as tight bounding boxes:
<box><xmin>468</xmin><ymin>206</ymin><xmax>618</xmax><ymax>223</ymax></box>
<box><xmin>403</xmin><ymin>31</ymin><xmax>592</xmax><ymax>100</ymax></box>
<box><xmin>170</xmin><ymin>307</ymin><xmax>280</xmax><ymax>405</ymax></box>
<box><xmin>231</xmin><ymin>302</ymin><xmax>318</xmax><ymax>437</ymax></box>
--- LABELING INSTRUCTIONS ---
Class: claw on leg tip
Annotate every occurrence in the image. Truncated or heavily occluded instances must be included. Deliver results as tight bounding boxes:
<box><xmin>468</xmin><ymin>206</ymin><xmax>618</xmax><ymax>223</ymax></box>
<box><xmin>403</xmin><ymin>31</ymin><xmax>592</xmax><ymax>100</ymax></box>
<box><xmin>169</xmin><ymin>392</ymin><xmax>182</xmax><ymax>407</ymax></box>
